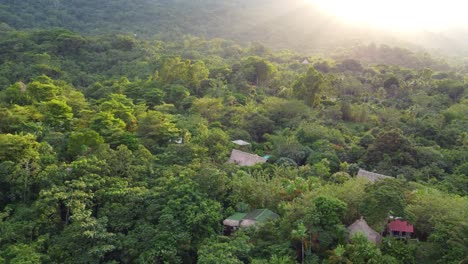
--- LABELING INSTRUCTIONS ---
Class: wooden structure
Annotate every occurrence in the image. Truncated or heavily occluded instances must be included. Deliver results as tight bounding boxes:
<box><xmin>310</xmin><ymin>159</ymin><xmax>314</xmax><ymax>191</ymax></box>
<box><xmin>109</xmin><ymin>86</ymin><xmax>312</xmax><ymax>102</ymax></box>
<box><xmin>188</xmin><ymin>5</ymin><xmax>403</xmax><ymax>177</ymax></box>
<box><xmin>357</xmin><ymin>169</ymin><xmax>393</xmax><ymax>182</ymax></box>
<box><xmin>223</xmin><ymin>209</ymin><xmax>279</xmax><ymax>235</ymax></box>
<box><xmin>387</xmin><ymin>219</ymin><xmax>414</xmax><ymax>239</ymax></box>
<box><xmin>347</xmin><ymin>217</ymin><xmax>382</xmax><ymax>244</ymax></box>
<box><xmin>228</xmin><ymin>149</ymin><xmax>267</xmax><ymax>166</ymax></box>
<box><xmin>302</xmin><ymin>58</ymin><xmax>310</xmax><ymax>64</ymax></box>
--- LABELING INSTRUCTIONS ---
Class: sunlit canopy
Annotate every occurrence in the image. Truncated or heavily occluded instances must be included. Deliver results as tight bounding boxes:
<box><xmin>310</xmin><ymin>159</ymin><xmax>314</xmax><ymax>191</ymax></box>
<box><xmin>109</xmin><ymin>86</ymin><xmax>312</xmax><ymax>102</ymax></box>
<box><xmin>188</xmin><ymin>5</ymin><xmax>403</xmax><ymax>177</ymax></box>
<box><xmin>305</xmin><ymin>0</ymin><xmax>468</xmax><ymax>31</ymax></box>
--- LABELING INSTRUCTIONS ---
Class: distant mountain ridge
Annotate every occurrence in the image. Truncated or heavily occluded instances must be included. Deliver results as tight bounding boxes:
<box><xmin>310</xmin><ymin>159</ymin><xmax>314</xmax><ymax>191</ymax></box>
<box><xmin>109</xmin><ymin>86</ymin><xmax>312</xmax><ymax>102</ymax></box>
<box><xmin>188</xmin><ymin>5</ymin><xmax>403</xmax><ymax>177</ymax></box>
<box><xmin>1</xmin><ymin>0</ymin><xmax>467</xmax><ymax>57</ymax></box>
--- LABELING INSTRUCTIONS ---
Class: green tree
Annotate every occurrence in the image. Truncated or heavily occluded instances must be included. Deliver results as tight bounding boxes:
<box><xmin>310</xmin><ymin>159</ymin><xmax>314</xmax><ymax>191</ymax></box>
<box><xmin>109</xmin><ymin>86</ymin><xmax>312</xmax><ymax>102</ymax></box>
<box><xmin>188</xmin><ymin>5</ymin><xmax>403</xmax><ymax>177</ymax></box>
<box><xmin>188</xmin><ymin>61</ymin><xmax>210</xmax><ymax>95</ymax></box>
<box><xmin>164</xmin><ymin>84</ymin><xmax>190</xmax><ymax>107</ymax></box>
<box><xmin>142</xmin><ymin>170</ymin><xmax>222</xmax><ymax>262</ymax></box>
<box><xmin>41</xmin><ymin>99</ymin><xmax>73</xmax><ymax>131</ymax></box>
<box><xmin>136</xmin><ymin>110</ymin><xmax>180</xmax><ymax>152</ymax></box>
<box><xmin>293</xmin><ymin>67</ymin><xmax>329</xmax><ymax>106</ymax></box>
<box><xmin>67</xmin><ymin>129</ymin><xmax>104</xmax><ymax>158</ymax></box>
<box><xmin>1</xmin><ymin>82</ymin><xmax>32</xmax><ymax>105</ymax></box>
<box><xmin>344</xmin><ymin>234</ymin><xmax>392</xmax><ymax>264</ymax></box>
<box><xmin>1</xmin><ymin>243</ymin><xmax>45</xmax><ymax>264</ymax></box>
<box><xmin>99</xmin><ymin>93</ymin><xmax>137</xmax><ymax>131</ymax></box>
<box><xmin>27</xmin><ymin>76</ymin><xmax>60</xmax><ymax>102</ymax></box>
<box><xmin>90</xmin><ymin>111</ymin><xmax>126</xmax><ymax>140</ymax></box>
<box><xmin>381</xmin><ymin>237</ymin><xmax>416</xmax><ymax>264</ymax></box>
<box><xmin>291</xmin><ymin>222</ymin><xmax>308</xmax><ymax>263</ymax></box>
<box><xmin>360</xmin><ymin>179</ymin><xmax>409</xmax><ymax>230</ymax></box>
<box><xmin>365</xmin><ymin>129</ymin><xmax>416</xmax><ymax>168</ymax></box>
<box><xmin>241</xmin><ymin>56</ymin><xmax>277</xmax><ymax>86</ymax></box>
<box><xmin>303</xmin><ymin>196</ymin><xmax>348</xmax><ymax>255</ymax></box>
<box><xmin>198</xmin><ymin>234</ymin><xmax>252</xmax><ymax>264</ymax></box>
<box><xmin>191</xmin><ymin>97</ymin><xmax>224</xmax><ymax>122</ymax></box>
<box><xmin>0</xmin><ymin>105</ymin><xmax>42</xmax><ymax>134</ymax></box>
<box><xmin>0</xmin><ymin>133</ymin><xmax>40</xmax><ymax>202</ymax></box>
<box><xmin>159</xmin><ymin>57</ymin><xmax>190</xmax><ymax>85</ymax></box>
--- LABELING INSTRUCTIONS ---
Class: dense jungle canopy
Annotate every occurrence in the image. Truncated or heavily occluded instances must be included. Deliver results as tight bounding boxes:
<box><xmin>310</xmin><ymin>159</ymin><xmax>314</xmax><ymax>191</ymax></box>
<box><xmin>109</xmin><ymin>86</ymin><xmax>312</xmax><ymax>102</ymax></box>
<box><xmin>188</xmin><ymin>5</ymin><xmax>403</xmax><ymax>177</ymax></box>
<box><xmin>0</xmin><ymin>0</ymin><xmax>466</xmax><ymax>263</ymax></box>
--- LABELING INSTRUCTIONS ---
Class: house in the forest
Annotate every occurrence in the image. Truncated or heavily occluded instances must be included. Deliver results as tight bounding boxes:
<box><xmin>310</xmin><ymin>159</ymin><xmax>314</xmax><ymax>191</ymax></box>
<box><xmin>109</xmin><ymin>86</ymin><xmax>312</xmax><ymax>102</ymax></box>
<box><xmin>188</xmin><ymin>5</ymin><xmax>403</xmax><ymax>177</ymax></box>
<box><xmin>357</xmin><ymin>169</ymin><xmax>393</xmax><ymax>182</ymax></box>
<box><xmin>302</xmin><ymin>58</ymin><xmax>310</xmax><ymax>64</ymax></box>
<box><xmin>232</xmin><ymin>140</ymin><xmax>251</xmax><ymax>146</ymax></box>
<box><xmin>347</xmin><ymin>217</ymin><xmax>382</xmax><ymax>244</ymax></box>
<box><xmin>19</xmin><ymin>82</ymin><xmax>27</xmax><ymax>92</ymax></box>
<box><xmin>387</xmin><ymin>219</ymin><xmax>414</xmax><ymax>239</ymax></box>
<box><xmin>223</xmin><ymin>209</ymin><xmax>279</xmax><ymax>235</ymax></box>
<box><xmin>228</xmin><ymin>149</ymin><xmax>267</xmax><ymax>166</ymax></box>
<box><xmin>232</xmin><ymin>140</ymin><xmax>251</xmax><ymax>151</ymax></box>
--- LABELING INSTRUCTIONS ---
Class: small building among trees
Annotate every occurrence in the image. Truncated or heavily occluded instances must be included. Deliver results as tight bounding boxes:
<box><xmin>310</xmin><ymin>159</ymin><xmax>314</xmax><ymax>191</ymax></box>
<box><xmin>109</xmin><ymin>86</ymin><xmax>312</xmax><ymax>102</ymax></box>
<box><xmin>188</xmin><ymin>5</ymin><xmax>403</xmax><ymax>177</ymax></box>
<box><xmin>232</xmin><ymin>140</ymin><xmax>251</xmax><ymax>151</ymax></box>
<box><xmin>228</xmin><ymin>149</ymin><xmax>267</xmax><ymax>166</ymax></box>
<box><xmin>223</xmin><ymin>209</ymin><xmax>279</xmax><ymax>235</ymax></box>
<box><xmin>387</xmin><ymin>219</ymin><xmax>414</xmax><ymax>239</ymax></box>
<box><xmin>347</xmin><ymin>217</ymin><xmax>382</xmax><ymax>244</ymax></box>
<box><xmin>232</xmin><ymin>140</ymin><xmax>251</xmax><ymax>146</ymax></box>
<box><xmin>357</xmin><ymin>169</ymin><xmax>393</xmax><ymax>182</ymax></box>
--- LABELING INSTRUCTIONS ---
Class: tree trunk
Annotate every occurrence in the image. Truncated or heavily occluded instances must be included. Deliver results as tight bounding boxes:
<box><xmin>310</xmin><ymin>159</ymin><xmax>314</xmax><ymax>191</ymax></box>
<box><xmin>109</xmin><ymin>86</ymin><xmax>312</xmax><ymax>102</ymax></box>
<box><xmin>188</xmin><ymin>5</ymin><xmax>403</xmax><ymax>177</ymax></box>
<box><xmin>301</xmin><ymin>240</ymin><xmax>304</xmax><ymax>264</ymax></box>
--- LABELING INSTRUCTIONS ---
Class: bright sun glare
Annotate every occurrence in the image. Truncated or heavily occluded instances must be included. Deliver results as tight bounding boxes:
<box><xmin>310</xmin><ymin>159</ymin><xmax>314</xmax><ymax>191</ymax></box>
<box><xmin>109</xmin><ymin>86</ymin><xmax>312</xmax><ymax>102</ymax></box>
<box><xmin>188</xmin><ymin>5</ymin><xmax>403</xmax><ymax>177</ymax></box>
<box><xmin>306</xmin><ymin>0</ymin><xmax>468</xmax><ymax>31</ymax></box>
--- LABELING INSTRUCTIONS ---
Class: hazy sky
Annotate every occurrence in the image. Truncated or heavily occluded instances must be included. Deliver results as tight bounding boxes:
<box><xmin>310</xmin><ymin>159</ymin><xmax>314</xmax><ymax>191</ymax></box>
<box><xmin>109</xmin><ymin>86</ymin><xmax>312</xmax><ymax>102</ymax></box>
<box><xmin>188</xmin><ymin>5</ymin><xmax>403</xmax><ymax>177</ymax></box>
<box><xmin>305</xmin><ymin>0</ymin><xmax>468</xmax><ymax>31</ymax></box>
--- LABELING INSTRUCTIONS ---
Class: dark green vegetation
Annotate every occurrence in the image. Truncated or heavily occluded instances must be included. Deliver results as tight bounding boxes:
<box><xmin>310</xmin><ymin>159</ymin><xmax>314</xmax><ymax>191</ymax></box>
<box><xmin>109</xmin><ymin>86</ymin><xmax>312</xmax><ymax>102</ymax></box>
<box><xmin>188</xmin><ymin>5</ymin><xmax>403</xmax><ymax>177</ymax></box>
<box><xmin>0</xmin><ymin>2</ymin><xmax>467</xmax><ymax>263</ymax></box>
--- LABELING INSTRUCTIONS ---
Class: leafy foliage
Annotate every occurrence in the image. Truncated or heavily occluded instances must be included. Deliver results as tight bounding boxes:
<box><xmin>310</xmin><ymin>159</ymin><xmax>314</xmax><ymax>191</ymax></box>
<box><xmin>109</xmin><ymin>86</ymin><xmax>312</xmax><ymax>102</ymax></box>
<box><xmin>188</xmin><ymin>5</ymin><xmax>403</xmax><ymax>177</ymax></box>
<box><xmin>0</xmin><ymin>14</ymin><xmax>466</xmax><ymax>263</ymax></box>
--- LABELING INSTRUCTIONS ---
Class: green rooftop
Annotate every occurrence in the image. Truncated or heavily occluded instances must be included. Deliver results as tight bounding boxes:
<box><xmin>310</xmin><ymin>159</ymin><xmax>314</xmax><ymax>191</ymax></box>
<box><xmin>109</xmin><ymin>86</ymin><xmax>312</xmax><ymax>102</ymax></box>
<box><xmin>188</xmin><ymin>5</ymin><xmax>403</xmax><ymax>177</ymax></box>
<box><xmin>244</xmin><ymin>209</ymin><xmax>279</xmax><ymax>222</ymax></box>
<box><xmin>226</xmin><ymin>212</ymin><xmax>248</xmax><ymax>221</ymax></box>
<box><xmin>223</xmin><ymin>209</ymin><xmax>279</xmax><ymax>227</ymax></box>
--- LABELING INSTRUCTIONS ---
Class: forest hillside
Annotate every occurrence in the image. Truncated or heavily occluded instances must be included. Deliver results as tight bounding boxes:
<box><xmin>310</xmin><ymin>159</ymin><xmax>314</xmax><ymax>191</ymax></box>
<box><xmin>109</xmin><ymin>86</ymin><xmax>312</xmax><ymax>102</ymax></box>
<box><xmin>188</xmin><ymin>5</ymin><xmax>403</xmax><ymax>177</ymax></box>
<box><xmin>1</xmin><ymin>0</ymin><xmax>468</xmax><ymax>57</ymax></box>
<box><xmin>0</xmin><ymin>1</ymin><xmax>467</xmax><ymax>263</ymax></box>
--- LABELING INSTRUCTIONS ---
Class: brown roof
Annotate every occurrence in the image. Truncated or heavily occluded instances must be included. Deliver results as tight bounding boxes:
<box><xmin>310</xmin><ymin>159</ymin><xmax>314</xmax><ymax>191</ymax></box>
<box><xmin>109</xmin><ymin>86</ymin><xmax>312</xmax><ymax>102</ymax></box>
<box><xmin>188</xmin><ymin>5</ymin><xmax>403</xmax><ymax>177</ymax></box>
<box><xmin>348</xmin><ymin>217</ymin><xmax>382</xmax><ymax>244</ymax></box>
<box><xmin>357</xmin><ymin>169</ymin><xmax>393</xmax><ymax>182</ymax></box>
<box><xmin>228</xmin><ymin>149</ymin><xmax>267</xmax><ymax>167</ymax></box>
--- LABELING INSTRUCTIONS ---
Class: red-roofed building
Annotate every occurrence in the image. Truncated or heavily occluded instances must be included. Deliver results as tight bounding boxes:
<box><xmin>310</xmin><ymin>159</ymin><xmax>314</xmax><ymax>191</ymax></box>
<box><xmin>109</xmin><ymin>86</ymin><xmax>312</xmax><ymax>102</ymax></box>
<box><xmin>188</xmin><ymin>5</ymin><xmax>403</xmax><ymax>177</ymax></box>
<box><xmin>387</xmin><ymin>219</ymin><xmax>414</xmax><ymax>239</ymax></box>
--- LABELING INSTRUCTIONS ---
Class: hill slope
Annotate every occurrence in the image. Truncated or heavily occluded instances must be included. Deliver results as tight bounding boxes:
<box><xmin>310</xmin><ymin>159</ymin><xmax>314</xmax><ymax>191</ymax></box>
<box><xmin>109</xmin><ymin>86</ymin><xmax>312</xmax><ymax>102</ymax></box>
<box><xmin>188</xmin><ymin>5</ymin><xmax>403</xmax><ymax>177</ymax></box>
<box><xmin>1</xmin><ymin>0</ymin><xmax>467</xmax><ymax>56</ymax></box>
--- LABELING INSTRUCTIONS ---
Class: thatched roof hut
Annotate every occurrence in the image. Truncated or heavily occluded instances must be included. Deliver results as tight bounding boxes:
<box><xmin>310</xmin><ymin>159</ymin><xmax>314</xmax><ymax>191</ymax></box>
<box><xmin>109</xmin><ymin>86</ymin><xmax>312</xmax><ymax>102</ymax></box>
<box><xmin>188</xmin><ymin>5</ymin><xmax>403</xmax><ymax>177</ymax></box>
<box><xmin>348</xmin><ymin>217</ymin><xmax>382</xmax><ymax>244</ymax></box>
<box><xmin>19</xmin><ymin>82</ymin><xmax>27</xmax><ymax>93</ymax></box>
<box><xmin>357</xmin><ymin>169</ymin><xmax>393</xmax><ymax>182</ymax></box>
<box><xmin>228</xmin><ymin>149</ymin><xmax>267</xmax><ymax>166</ymax></box>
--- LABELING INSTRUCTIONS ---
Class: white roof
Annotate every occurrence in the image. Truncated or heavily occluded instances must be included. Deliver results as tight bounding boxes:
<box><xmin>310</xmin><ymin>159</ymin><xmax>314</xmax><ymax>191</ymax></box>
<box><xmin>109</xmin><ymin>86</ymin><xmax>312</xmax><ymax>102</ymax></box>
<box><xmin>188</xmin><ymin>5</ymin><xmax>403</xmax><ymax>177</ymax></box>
<box><xmin>232</xmin><ymin>140</ymin><xmax>251</xmax><ymax>146</ymax></box>
<box><xmin>223</xmin><ymin>219</ymin><xmax>241</xmax><ymax>227</ymax></box>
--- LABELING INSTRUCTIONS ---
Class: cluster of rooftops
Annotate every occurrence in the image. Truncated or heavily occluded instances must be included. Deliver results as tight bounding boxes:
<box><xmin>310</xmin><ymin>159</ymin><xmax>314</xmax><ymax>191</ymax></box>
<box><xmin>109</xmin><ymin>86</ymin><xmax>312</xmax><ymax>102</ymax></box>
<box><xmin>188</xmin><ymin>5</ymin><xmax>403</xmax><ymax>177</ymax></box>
<box><xmin>348</xmin><ymin>217</ymin><xmax>414</xmax><ymax>243</ymax></box>
<box><xmin>223</xmin><ymin>208</ymin><xmax>413</xmax><ymax>243</ymax></box>
<box><xmin>225</xmin><ymin>141</ymin><xmax>414</xmax><ymax>241</ymax></box>
<box><xmin>228</xmin><ymin>140</ymin><xmax>393</xmax><ymax>182</ymax></box>
<box><xmin>224</xmin><ymin>210</ymin><xmax>414</xmax><ymax>242</ymax></box>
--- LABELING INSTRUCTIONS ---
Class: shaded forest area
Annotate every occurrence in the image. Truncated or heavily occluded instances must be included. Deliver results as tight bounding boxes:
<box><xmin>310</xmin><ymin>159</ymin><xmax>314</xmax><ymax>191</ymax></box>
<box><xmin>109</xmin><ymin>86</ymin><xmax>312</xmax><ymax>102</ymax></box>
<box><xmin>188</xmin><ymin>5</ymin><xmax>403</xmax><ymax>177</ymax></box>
<box><xmin>0</xmin><ymin>1</ymin><xmax>467</xmax><ymax>263</ymax></box>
